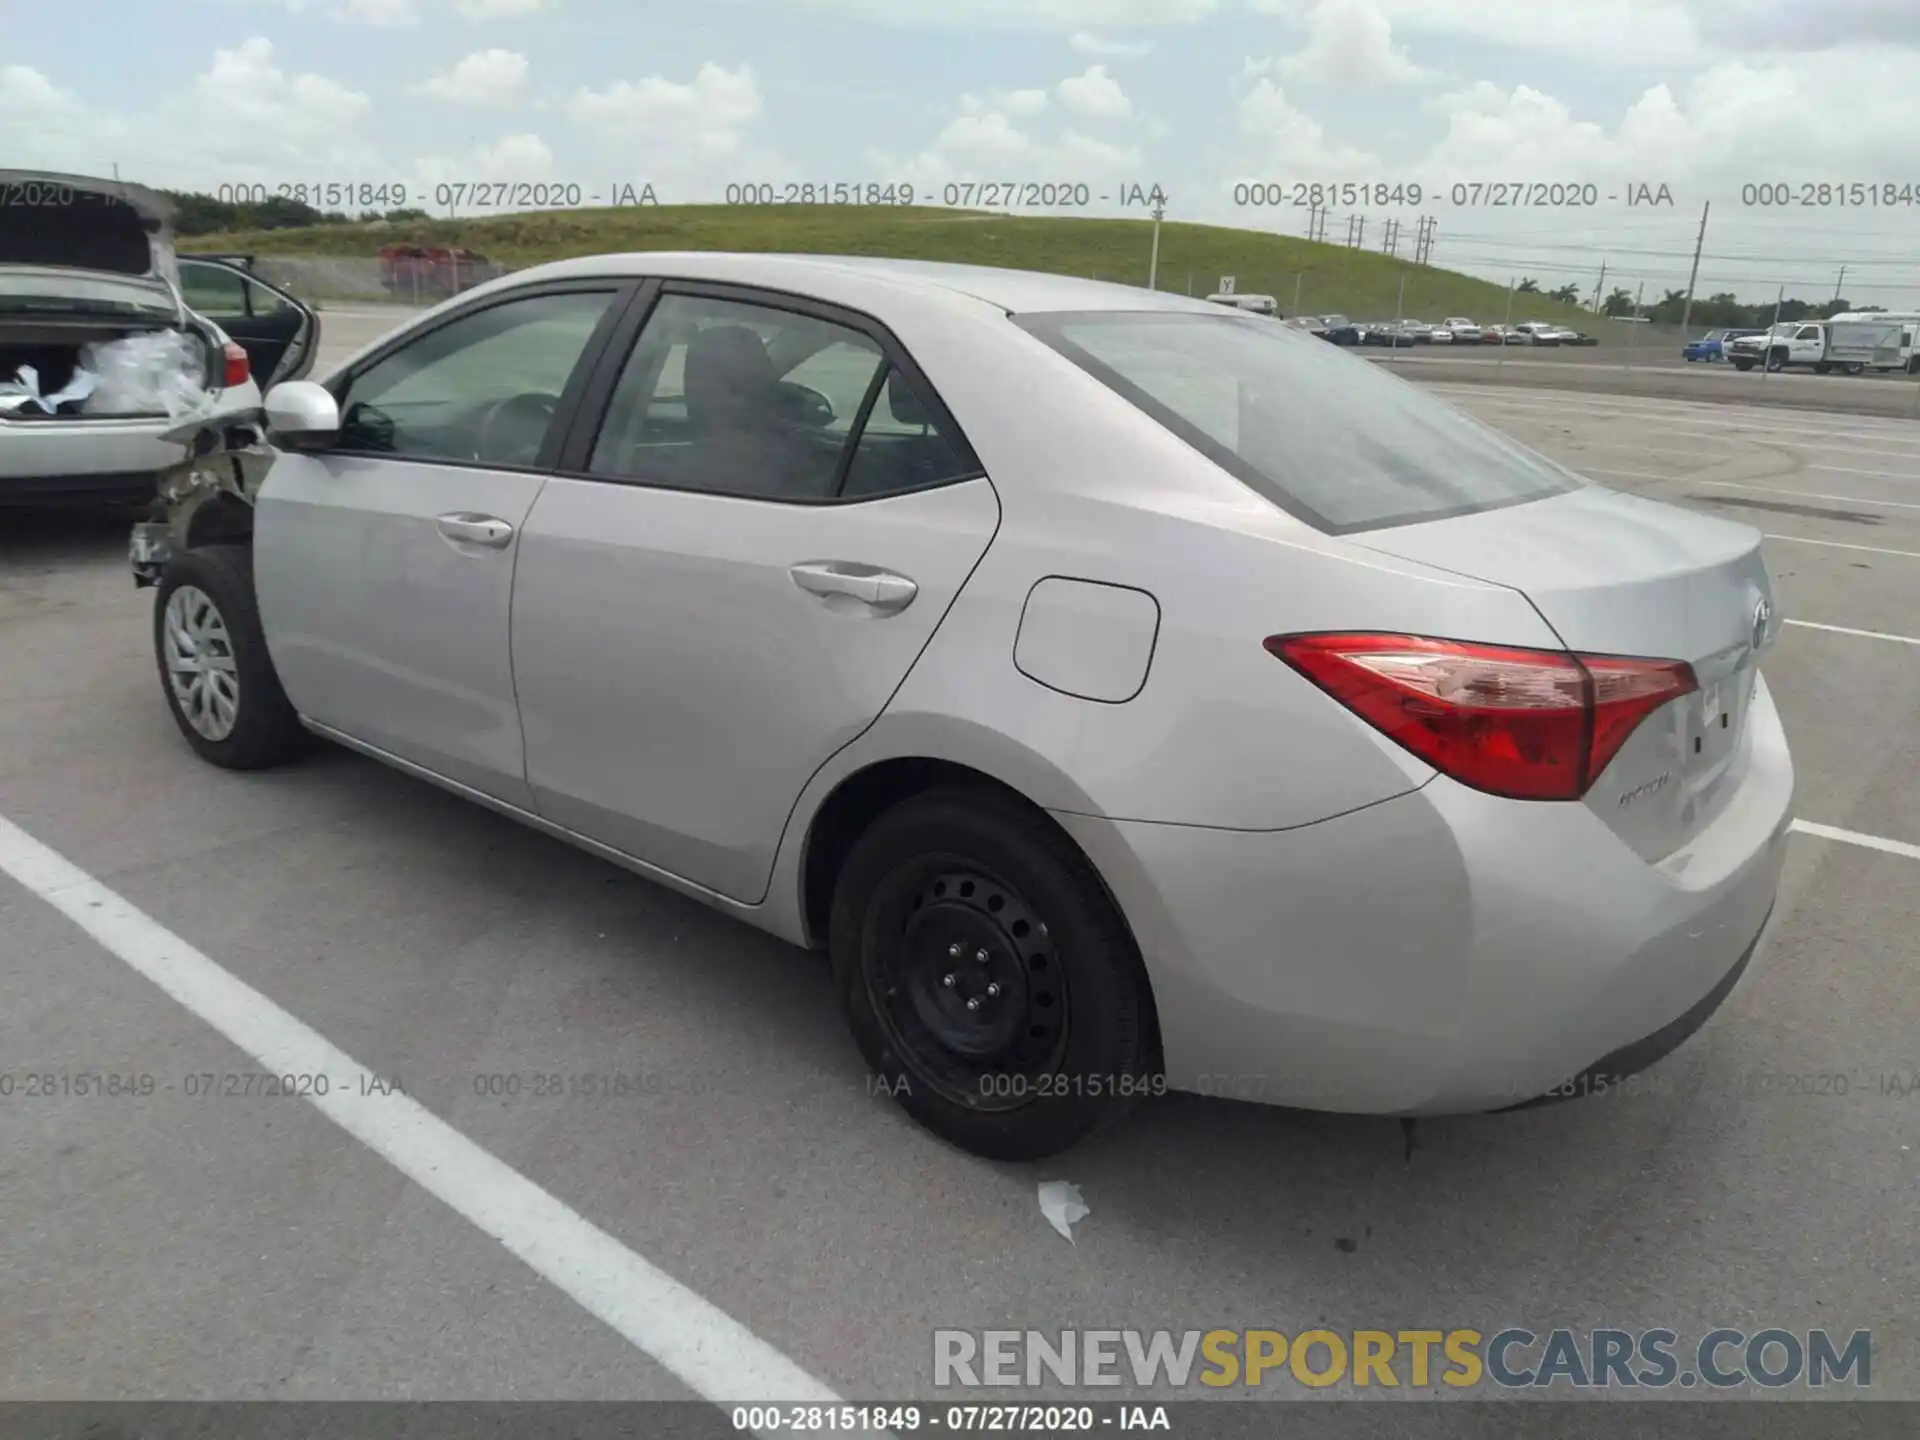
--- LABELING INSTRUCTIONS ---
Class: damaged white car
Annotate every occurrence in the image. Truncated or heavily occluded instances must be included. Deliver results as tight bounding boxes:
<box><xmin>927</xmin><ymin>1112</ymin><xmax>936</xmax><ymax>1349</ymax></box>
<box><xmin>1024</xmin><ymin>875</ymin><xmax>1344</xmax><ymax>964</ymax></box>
<box><xmin>0</xmin><ymin>170</ymin><xmax>317</xmax><ymax>506</ymax></box>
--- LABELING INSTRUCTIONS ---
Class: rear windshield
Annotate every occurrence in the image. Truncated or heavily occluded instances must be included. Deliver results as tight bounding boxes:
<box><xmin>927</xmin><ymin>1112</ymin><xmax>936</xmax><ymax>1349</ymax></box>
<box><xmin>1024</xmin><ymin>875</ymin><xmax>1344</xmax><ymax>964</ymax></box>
<box><xmin>1015</xmin><ymin>309</ymin><xmax>1584</xmax><ymax>534</ymax></box>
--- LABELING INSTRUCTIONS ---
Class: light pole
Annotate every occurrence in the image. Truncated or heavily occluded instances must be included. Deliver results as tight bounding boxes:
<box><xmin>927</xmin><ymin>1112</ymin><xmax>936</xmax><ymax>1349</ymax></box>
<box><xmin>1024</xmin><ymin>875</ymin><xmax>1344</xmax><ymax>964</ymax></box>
<box><xmin>1148</xmin><ymin>201</ymin><xmax>1164</xmax><ymax>290</ymax></box>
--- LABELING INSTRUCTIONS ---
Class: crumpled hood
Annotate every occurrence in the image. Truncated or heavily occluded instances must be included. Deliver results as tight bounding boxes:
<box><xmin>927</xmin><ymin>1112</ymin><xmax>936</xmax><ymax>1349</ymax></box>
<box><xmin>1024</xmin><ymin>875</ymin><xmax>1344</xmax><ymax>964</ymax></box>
<box><xmin>0</xmin><ymin>170</ymin><xmax>180</xmax><ymax>314</ymax></box>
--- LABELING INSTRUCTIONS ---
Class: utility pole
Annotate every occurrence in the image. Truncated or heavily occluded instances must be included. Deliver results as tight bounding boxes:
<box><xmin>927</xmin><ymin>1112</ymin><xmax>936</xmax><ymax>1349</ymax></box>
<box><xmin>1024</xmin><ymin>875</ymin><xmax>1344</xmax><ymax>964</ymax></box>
<box><xmin>1292</xmin><ymin>271</ymin><xmax>1303</xmax><ymax>316</ymax></box>
<box><xmin>1832</xmin><ymin>264</ymin><xmax>1847</xmax><ymax>306</ymax></box>
<box><xmin>1382</xmin><ymin>218</ymin><xmax>1399</xmax><ymax>257</ymax></box>
<box><xmin>1677</xmin><ymin>200</ymin><xmax>1710</xmax><ymax>336</ymax></box>
<box><xmin>1590</xmin><ymin>260</ymin><xmax>1607</xmax><ymax>314</ymax></box>
<box><xmin>1147</xmin><ymin>199</ymin><xmax>1164</xmax><ymax>290</ymax></box>
<box><xmin>1625</xmin><ymin>280</ymin><xmax>1646</xmax><ymax>371</ymax></box>
<box><xmin>1761</xmin><ymin>283</ymin><xmax>1784</xmax><ymax>382</ymax></box>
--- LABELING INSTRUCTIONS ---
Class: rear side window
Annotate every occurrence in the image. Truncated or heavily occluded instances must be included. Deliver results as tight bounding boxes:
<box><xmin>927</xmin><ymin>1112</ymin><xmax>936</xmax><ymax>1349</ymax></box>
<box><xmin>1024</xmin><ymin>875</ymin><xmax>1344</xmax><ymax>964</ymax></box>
<box><xmin>1016</xmin><ymin>310</ymin><xmax>1584</xmax><ymax>534</ymax></box>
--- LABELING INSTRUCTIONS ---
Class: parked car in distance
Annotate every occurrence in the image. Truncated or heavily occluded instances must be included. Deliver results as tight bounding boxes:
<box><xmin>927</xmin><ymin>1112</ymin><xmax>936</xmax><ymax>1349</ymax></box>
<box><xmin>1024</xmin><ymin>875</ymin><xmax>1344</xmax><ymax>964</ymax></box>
<box><xmin>1565</xmin><ymin>329</ymin><xmax>1600</xmax><ymax>346</ymax></box>
<box><xmin>1285</xmin><ymin>315</ymin><xmax>1327</xmax><ymax>338</ymax></box>
<box><xmin>1427</xmin><ymin>324</ymin><xmax>1454</xmax><ymax>344</ymax></box>
<box><xmin>1515</xmin><ymin>322</ymin><xmax>1563</xmax><ymax>346</ymax></box>
<box><xmin>1401</xmin><ymin>320</ymin><xmax>1434</xmax><ymax>344</ymax></box>
<box><xmin>1364</xmin><ymin>321</ymin><xmax>1415</xmax><ymax>348</ymax></box>
<box><xmin>126</xmin><ymin>252</ymin><xmax>1795</xmax><ymax>1161</ymax></box>
<box><xmin>0</xmin><ymin>169</ymin><xmax>318</xmax><ymax>508</ymax></box>
<box><xmin>1685</xmin><ymin>328</ymin><xmax>1745</xmax><ymax>361</ymax></box>
<box><xmin>1479</xmin><ymin>324</ymin><xmax>1505</xmax><ymax>344</ymax></box>
<box><xmin>1443</xmin><ymin>317</ymin><xmax>1482</xmax><ymax>344</ymax></box>
<box><xmin>1319</xmin><ymin>314</ymin><xmax>1361</xmax><ymax>346</ymax></box>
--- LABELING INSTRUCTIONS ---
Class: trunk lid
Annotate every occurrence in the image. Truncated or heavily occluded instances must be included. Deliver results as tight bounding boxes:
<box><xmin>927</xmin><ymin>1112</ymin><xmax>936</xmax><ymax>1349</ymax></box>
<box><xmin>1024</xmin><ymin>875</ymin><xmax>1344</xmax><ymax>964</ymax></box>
<box><xmin>0</xmin><ymin>171</ymin><xmax>180</xmax><ymax>319</ymax></box>
<box><xmin>1351</xmin><ymin>485</ymin><xmax>1778</xmax><ymax>859</ymax></box>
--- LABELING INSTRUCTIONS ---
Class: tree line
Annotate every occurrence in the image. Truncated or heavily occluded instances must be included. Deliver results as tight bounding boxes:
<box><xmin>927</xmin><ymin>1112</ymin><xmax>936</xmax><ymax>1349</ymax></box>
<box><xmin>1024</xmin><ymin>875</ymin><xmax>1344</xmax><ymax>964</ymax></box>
<box><xmin>162</xmin><ymin>189</ymin><xmax>430</xmax><ymax>237</ymax></box>
<box><xmin>1510</xmin><ymin>276</ymin><xmax>1882</xmax><ymax>327</ymax></box>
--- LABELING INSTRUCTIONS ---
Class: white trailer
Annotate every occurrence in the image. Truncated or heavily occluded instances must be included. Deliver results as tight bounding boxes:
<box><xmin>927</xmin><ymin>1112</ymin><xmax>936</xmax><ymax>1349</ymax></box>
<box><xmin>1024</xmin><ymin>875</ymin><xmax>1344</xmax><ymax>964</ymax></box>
<box><xmin>1824</xmin><ymin>312</ymin><xmax>1920</xmax><ymax>374</ymax></box>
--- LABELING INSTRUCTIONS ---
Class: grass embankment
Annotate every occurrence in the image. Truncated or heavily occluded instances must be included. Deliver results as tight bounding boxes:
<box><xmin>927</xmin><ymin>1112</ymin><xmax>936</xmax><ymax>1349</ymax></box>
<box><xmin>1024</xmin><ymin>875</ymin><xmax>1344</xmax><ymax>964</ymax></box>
<box><xmin>184</xmin><ymin>205</ymin><xmax>1598</xmax><ymax>325</ymax></box>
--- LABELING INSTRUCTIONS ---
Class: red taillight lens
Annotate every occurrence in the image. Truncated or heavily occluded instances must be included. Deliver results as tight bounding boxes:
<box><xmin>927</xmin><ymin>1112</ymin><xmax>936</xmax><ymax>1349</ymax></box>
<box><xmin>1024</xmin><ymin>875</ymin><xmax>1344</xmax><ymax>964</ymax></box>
<box><xmin>221</xmin><ymin>341</ymin><xmax>250</xmax><ymax>388</ymax></box>
<box><xmin>1266</xmin><ymin>632</ymin><xmax>1696</xmax><ymax>801</ymax></box>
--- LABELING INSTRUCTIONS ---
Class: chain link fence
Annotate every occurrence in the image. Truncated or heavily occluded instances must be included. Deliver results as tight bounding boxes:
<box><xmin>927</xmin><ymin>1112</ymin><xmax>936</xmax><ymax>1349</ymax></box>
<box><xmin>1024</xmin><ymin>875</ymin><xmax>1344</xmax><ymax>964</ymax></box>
<box><xmin>247</xmin><ymin>248</ymin><xmax>1920</xmax><ymax>413</ymax></box>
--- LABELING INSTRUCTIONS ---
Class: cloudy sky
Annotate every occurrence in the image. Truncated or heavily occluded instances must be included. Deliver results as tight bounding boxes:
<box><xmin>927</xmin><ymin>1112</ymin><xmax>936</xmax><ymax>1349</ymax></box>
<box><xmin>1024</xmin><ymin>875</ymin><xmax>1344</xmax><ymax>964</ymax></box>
<box><xmin>6</xmin><ymin>0</ymin><xmax>1920</xmax><ymax>304</ymax></box>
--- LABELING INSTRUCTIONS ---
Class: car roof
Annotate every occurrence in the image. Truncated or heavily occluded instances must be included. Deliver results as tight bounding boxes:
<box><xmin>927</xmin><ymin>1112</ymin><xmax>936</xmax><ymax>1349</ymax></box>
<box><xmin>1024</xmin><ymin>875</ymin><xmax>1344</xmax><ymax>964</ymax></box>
<box><xmin>502</xmin><ymin>251</ymin><xmax>1225</xmax><ymax>318</ymax></box>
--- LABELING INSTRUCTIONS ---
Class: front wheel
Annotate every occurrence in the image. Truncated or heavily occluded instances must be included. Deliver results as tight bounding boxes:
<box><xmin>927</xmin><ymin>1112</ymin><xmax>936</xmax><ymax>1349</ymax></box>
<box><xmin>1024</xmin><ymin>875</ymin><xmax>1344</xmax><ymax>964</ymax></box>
<box><xmin>830</xmin><ymin>787</ymin><xmax>1155</xmax><ymax>1160</ymax></box>
<box><xmin>153</xmin><ymin>545</ymin><xmax>309</xmax><ymax>770</ymax></box>
<box><xmin>1765</xmin><ymin>349</ymin><xmax>1788</xmax><ymax>372</ymax></box>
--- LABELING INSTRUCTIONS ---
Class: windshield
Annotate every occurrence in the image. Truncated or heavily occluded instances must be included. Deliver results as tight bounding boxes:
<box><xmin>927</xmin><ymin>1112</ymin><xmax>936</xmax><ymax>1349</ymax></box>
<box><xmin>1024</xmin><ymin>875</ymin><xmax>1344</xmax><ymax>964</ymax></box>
<box><xmin>1016</xmin><ymin>309</ymin><xmax>1585</xmax><ymax>534</ymax></box>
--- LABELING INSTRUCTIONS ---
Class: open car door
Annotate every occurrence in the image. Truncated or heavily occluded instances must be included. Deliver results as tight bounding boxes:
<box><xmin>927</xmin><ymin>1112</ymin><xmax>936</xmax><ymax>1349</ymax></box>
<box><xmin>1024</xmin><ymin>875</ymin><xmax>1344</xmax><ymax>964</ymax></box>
<box><xmin>177</xmin><ymin>257</ymin><xmax>319</xmax><ymax>386</ymax></box>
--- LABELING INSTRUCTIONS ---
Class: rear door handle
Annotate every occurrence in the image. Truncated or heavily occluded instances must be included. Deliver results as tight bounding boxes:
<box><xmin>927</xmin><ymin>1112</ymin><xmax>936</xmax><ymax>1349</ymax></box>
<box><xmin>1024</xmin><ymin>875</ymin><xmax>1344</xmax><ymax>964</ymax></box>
<box><xmin>436</xmin><ymin>513</ymin><xmax>515</xmax><ymax>549</ymax></box>
<box><xmin>789</xmin><ymin>561</ymin><xmax>918</xmax><ymax>613</ymax></box>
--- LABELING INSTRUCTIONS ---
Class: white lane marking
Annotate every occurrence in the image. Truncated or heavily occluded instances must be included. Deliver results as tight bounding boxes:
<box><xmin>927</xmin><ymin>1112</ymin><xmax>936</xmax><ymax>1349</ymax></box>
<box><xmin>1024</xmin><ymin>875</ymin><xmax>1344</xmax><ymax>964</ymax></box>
<box><xmin>1791</xmin><ymin>820</ymin><xmax>1920</xmax><ymax>862</ymax></box>
<box><xmin>1784</xmin><ymin>619</ymin><xmax>1920</xmax><ymax>646</ymax></box>
<box><xmin>1583</xmin><ymin>472</ymin><xmax>1920</xmax><ymax>513</ymax></box>
<box><xmin>1763</xmin><ymin>534</ymin><xmax>1920</xmax><ymax>559</ymax></box>
<box><xmin>0</xmin><ymin>813</ymin><xmax>845</xmax><ymax>1422</ymax></box>
<box><xmin>1436</xmin><ymin>384</ymin><xmax>1920</xmax><ymax>441</ymax></box>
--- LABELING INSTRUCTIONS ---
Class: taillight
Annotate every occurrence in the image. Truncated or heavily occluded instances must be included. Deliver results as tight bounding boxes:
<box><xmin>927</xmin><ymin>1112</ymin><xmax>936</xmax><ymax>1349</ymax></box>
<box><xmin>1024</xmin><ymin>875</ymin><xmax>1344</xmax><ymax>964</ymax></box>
<box><xmin>221</xmin><ymin>341</ymin><xmax>250</xmax><ymax>388</ymax></box>
<box><xmin>1266</xmin><ymin>632</ymin><xmax>1696</xmax><ymax>801</ymax></box>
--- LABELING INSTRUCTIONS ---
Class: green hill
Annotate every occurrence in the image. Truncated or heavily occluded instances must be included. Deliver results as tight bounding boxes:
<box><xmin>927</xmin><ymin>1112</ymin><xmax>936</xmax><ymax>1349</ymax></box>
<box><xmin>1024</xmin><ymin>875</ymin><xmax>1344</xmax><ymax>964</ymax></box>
<box><xmin>185</xmin><ymin>204</ymin><xmax>1597</xmax><ymax>325</ymax></box>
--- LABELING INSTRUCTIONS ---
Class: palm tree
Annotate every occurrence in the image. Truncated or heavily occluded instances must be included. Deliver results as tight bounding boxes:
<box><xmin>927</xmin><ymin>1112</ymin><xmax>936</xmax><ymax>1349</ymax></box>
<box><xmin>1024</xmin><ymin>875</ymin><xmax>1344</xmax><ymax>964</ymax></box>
<box><xmin>1516</xmin><ymin>277</ymin><xmax>1541</xmax><ymax>294</ymax></box>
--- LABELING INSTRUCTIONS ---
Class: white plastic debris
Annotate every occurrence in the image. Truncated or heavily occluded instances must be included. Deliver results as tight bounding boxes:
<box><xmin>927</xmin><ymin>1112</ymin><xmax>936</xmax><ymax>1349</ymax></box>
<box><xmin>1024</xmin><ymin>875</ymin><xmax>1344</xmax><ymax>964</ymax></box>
<box><xmin>1038</xmin><ymin>1181</ymin><xmax>1089</xmax><ymax>1244</ymax></box>
<box><xmin>2</xmin><ymin>363</ymin><xmax>98</xmax><ymax>414</ymax></box>
<box><xmin>79</xmin><ymin>331</ymin><xmax>216</xmax><ymax>420</ymax></box>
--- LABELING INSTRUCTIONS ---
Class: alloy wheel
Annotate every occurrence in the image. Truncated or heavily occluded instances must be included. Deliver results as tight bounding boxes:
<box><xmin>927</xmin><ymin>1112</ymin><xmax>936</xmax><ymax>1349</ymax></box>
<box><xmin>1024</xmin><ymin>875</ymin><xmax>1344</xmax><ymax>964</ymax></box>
<box><xmin>162</xmin><ymin>584</ymin><xmax>241</xmax><ymax>741</ymax></box>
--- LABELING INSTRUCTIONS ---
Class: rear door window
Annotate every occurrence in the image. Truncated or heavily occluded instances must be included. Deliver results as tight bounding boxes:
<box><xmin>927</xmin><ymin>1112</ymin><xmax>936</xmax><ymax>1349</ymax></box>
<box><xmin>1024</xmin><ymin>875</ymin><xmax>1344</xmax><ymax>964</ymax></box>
<box><xmin>1016</xmin><ymin>309</ymin><xmax>1584</xmax><ymax>534</ymax></box>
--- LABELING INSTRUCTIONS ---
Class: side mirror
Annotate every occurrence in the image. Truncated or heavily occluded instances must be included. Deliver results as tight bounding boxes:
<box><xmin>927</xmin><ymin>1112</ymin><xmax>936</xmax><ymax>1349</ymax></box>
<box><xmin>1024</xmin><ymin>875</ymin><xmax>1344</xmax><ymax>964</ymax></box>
<box><xmin>263</xmin><ymin>380</ymin><xmax>340</xmax><ymax>449</ymax></box>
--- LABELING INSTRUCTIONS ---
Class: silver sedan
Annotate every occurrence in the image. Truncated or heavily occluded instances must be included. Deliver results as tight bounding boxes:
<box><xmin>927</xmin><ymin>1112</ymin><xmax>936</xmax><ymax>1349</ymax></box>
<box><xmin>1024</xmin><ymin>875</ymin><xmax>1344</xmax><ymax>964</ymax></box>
<box><xmin>134</xmin><ymin>253</ymin><xmax>1794</xmax><ymax>1159</ymax></box>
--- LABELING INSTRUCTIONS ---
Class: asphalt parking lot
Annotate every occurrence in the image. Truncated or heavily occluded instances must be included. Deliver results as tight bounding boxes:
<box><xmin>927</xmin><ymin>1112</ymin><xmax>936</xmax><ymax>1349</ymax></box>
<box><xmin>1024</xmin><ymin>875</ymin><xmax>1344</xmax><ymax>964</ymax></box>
<box><xmin>1</xmin><ymin>330</ymin><xmax>1917</xmax><ymax>1412</ymax></box>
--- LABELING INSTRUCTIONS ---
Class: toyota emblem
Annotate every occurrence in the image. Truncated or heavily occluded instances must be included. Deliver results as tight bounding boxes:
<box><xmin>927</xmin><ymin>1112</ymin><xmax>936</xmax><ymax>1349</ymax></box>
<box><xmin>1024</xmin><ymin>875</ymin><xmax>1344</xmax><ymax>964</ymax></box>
<box><xmin>1752</xmin><ymin>596</ymin><xmax>1772</xmax><ymax>650</ymax></box>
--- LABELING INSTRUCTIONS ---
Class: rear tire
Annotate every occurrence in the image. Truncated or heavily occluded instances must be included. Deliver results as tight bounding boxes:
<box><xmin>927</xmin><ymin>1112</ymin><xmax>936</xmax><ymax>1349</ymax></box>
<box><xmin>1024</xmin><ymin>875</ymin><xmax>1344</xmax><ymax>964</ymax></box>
<box><xmin>1732</xmin><ymin>359</ymin><xmax>1754</xmax><ymax>372</ymax></box>
<box><xmin>830</xmin><ymin>787</ymin><xmax>1154</xmax><ymax>1161</ymax></box>
<box><xmin>153</xmin><ymin>545</ymin><xmax>309</xmax><ymax>770</ymax></box>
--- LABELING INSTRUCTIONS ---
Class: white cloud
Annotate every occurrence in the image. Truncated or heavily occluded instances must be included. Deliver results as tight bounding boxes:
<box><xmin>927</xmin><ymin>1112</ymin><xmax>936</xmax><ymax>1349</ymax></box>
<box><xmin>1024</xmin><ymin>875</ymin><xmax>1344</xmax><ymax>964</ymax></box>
<box><xmin>865</xmin><ymin>79</ymin><xmax>1147</xmax><ymax>198</ymax></box>
<box><xmin>340</xmin><ymin>0</ymin><xmax>418</xmax><ymax>22</ymax></box>
<box><xmin>417</xmin><ymin>48</ymin><xmax>529</xmax><ymax>103</ymax></box>
<box><xmin>1058</xmin><ymin>64</ymin><xmax>1133</xmax><ymax>120</ymax></box>
<box><xmin>789</xmin><ymin>0</ymin><xmax>1216</xmax><ymax>30</ymax></box>
<box><xmin>456</xmin><ymin>0</ymin><xmax>551</xmax><ymax>15</ymax></box>
<box><xmin>1250</xmin><ymin>0</ymin><xmax>1701</xmax><ymax>65</ymax></box>
<box><xmin>0</xmin><ymin>40</ymin><xmax>379</xmax><ymax>192</ymax></box>
<box><xmin>1235</xmin><ymin>77</ymin><xmax>1380</xmax><ymax>171</ymax></box>
<box><xmin>959</xmin><ymin>87</ymin><xmax>1050</xmax><ymax>117</ymax></box>
<box><xmin>1068</xmin><ymin>30</ymin><xmax>1153</xmax><ymax>55</ymax></box>
<box><xmin>568</xmin><ymin>63</ymin><xmax>782</xmax><ymax>199</ymax></box>
<box><xmin>241</xmin><ymin>0</ymin><xmax>420</xmax><ymax>21</ymax></box>
<box><xmin>1277</xmin><ymin>0</ymin><xmax>1424</xmax><ymax>85</ymax></box>
<box><xmin>414</xmin><ymin>133</ymin><xmax>555</xmax><ymax>196</ymax></box>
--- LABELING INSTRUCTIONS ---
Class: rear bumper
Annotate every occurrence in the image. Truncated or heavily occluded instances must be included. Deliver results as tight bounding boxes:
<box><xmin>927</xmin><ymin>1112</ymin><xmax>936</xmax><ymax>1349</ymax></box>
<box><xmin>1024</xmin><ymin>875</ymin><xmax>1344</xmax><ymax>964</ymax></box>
<box><xmin>1055</xmin><ymin>676</ymin><xmax>1794</xmax><ymax>1114</ymax></box>
<box><xmin>0</xmin><ymin>382</ymin><xmax>260</xmax><ymax>501</ymax></box>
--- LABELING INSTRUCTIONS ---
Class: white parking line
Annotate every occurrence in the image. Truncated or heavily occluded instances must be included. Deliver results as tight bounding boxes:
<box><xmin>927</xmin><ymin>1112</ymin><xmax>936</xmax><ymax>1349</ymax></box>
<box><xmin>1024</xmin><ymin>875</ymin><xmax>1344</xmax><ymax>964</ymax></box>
<box><xmin>1784</xmin><ymin>619</ymin><xmax>1920</xmax><ymax>646</ymax></box>
<box><xmin>1581</xmin><ymin>471</ymin><xmax>1920</xmax><ymax>513</ymax></box>
<box><xmin>1763</xmin><ymin>534</ymin><xmax>1920</xmax><ymax>559</ymax></box>
<box><xmin>0</xmin><ymin>812</ymin><xmax>844</xmax><ymax>1423</ymax></box>
<box><xmin>1791</xmin><ymin>820</ymin><xmax>1920</xmax><ymax>863</ymax></box>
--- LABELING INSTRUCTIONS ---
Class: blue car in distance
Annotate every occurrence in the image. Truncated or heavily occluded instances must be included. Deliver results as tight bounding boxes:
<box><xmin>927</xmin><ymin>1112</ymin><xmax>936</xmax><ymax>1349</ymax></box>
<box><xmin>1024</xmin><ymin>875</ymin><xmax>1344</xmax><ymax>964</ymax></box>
<box><xmin>1683</xmin><ymin>328</ymin><xmax>1758</xmax><ymax>362</ymax></box>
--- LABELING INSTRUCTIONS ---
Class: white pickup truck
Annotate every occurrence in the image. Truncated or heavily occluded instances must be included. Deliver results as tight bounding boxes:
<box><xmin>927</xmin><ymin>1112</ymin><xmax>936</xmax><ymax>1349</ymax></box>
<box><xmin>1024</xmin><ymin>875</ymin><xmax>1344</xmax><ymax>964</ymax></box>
<box><xmin>1727</xmin><ymin>316</ymin><xmax>1920</xmax><ymax>375</ymax></box>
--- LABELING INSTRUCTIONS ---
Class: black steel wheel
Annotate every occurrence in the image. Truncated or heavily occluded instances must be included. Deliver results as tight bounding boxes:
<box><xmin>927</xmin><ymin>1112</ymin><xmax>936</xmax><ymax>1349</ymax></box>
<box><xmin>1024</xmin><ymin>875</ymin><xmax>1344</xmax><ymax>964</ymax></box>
<box><xmin>830</xmin><ymin>786</ymin><xmax>1155</xmax><ymax>1160</ymax></box>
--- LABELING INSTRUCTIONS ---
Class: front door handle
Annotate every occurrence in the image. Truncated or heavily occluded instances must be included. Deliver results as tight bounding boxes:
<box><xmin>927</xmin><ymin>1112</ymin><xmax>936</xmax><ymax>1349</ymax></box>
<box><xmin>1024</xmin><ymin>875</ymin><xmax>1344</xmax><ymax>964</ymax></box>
<box><xmin>789</xmin><ymin>561</ymin><xmax>918</xmax><ymax>614</ymax></box>
<box><xmin>436</xmin><ymin>513</ymin><xmax>515</xmax><ymax>549</ymax></box>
